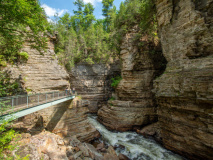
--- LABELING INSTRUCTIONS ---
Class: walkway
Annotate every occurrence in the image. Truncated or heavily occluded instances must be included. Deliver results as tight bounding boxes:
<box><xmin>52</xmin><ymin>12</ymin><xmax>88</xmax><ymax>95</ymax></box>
<box><xmin>0</xmin><ymin>91</ymin><xmax>75</xmax><ymax>122</ymax></box>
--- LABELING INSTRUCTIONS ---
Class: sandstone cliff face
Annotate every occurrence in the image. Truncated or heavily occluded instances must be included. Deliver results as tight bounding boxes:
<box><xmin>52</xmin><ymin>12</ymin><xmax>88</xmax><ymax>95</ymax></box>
<box><xmin>154</xmin><ymin>0</ymin><xmax>213</xmax><ymax>159</ymax></box>
<box><xmin>4</xmin><ymin>37</ymin><xmax>99</xmax><ymax>142</ymax></box>
<box><xmin>69</xmin><ymin>63</ymin><xmax>120</xmax><ymax>113</ymax></box>
<box><xmin>13</xmin><ymin>98</ymin><xmax>100</xmax><ymax>142</ymax></box>
<box><xmin>98</xmin><ymin>28</ymin><xmax>166</xmax><ymax>131</ymax></box>
<box><xmin>4</xmin><ymin>38</ymin><xmax>69</xmax><ymax>92</ymax></box>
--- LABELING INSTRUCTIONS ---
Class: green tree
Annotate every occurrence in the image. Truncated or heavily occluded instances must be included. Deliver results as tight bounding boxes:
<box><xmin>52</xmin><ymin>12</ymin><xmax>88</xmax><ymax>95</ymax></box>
<box><xmin>73</xmin><ymin>0</ymin><xmax>84</xmax><ymax>15</ymax></box>
<box><xmin>83</xmin><ymin>3</ymin><xmax>95</xmax><ymax>29</ymax></box>
<box><xmin>102</xmin><ymin>0</ymin><xmax>114</xmax><ymax>32</ymax></box>
<box><xmin>0</xmin><ymin>0</ymin><xmax>49</xmax><ymax>65</ymax></box>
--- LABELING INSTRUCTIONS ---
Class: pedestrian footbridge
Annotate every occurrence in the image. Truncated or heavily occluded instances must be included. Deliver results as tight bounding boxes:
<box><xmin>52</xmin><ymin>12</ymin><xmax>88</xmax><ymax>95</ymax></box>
<box><xmin>0</xmin><ymin>91</ymin><xmax>75</xmax><ymax>122</ymax></box>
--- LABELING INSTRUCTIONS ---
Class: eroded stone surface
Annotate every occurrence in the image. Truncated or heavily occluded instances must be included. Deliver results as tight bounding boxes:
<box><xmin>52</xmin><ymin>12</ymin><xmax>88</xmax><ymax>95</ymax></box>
<box><xmin>13</xmin><ymin>131</ymin><xmax>119</xmax><ymax>160</ymax></box>
<box><xmin>98</xmin><ymin>27</ymin><xmax>165</xmax><ymax>131</ymax></box>
<box><xmin>69</xmin><ymin>63</ymin><xmax>120</xmax><ymax>113</ymax></box>
<box><xmin>4</xmin><ymin>37</ymin><xmax>69</xmax><ymax>93</ymax></box>
<box><xmin>154</xmin><ymin>0</ymin><xmax>213</xmax><ymax>159</ymax></box>
<box><xmin>13</xmin><ymin>97</ymin><xmax>100</xmax><ymax>142</ymax></box>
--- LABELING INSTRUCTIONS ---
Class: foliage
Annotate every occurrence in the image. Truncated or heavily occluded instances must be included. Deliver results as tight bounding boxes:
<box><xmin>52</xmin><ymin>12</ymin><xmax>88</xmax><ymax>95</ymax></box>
<box><xmin>18</xmin><ymin>52</ymin><xmax>29</xmax><ymax>62</ymax></box>
<box><xmin>112</xmin><ymin>0</ymin><xmax>158</xmax><ymax>50</ymax></box>
<box><xmin>109</xmin><ymin>96</ymin><xmax>115</xmax><ymax>101</ymax></box>
<box><xmin>102</xmin><ymin>0</ymin><xmax>114</xmax><ymax>32</ymax></box>
<box><xmin>111</xmin><ymin>76</ymin><xmax>122</xmax><ymax>88</ymax></box>
<box><xmin>49</xmin><ymin>0</ymin><xmax>158</xmax><ymax>70</ymax></box>
<box><xmin>0</xmin><ymin>0</ymin><xmax>49</xmax><ymax>66</ymax></box>
<box><xmin>0</xmin><ymin>71</ymin><xmax>20</xmax><ymax>97</ymax></box>
<box><xmin>50</xmin><ymin>1</ymin><xmax>116</xmax><ymax>71</ymax></box>
<box><xmin>0</xmin><ymin>121</ymin><xmax>16</xmax><ymax>157</ymax></box>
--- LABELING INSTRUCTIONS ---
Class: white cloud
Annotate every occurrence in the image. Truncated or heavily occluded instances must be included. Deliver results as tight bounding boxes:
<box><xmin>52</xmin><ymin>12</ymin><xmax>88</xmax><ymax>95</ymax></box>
<box><xmin>41</xmin><ymin>4</ymin><xmax>67</xmax><ymax>17</ymax></box>
<box><xmin>83</xmin><ymin>0</ymin><xmax>102</xmax><ymax>5</ymax></box>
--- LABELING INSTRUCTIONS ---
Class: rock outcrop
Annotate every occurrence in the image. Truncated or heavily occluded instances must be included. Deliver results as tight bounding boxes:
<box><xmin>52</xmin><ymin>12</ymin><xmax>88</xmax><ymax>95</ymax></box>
<box><xmin>4</xmin><ymin>36</ymin><xmax>99</xmax><ymax>142</ymax></box>
<box><xmin>4</xmin><ymin>37</ymin><xmax>69</xmax><ymax>92</ymax></box>
<box><xmin>69</xmin><ymin>63</ymin><xmax>120</xmax><ymax>113</ymax></box>
<box><xmin>98</xmin><ymin>27</ymin><xmax>166</xmax><ymax>131</ymax></box>
<box><xmin>13</xmin><ymin>97</ymin><xmax>100</xmax><ymax>142</ymax></box>
<box><xmin>154</xmin><ymin>0</ymin><xmax>213</xmax><ymax>159</ymax></box>
<box><xmin>13</xmin><ymin>131</ymin><xmax>120</xmax><ymax>160</ymax></box>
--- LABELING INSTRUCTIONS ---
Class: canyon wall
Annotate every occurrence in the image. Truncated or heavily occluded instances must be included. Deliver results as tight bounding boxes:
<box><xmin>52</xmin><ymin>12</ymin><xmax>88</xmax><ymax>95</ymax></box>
<box><xmin>69</xmin><ymin>63</ymin><xmax>120</xmax><ymax>113</ymax></box>
<box><xmin>4</xmin><ymin>37</ymin><xmax>69</xmax><ymax>92</ymax></box>
<box><xmin>154</xmin><ymin>0</ymin><xmax>213</xmax><ymax>159</ymax></box>
<box><xmin>4</xmin><ymin>36</ymin><xmax>99</xmax><ymax>142</ymax></box>
<box><xmin>98</xmin><ymin>27</ymin><xmax>166</xmax><ymax>131</ymax></box>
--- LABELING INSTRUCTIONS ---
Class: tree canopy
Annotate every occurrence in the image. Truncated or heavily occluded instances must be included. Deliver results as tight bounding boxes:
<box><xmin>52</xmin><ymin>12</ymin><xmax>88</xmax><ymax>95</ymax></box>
<box><xmin>0</xmin><ymin>0</ymin><xmax>157</xmax><ymax>70</ymax></box>
<box><xmin>0</xmin><ymin>0</ymin><xmax>50</xmax><ymax>66</ymax></box>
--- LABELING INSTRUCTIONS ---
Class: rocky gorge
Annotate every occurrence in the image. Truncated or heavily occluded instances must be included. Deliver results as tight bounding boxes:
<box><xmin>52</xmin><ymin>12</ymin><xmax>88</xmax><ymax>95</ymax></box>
<box><xmin>1</xmin><ymin>0</ymin><xmax>213</xmax><ymax>160</ymax></box>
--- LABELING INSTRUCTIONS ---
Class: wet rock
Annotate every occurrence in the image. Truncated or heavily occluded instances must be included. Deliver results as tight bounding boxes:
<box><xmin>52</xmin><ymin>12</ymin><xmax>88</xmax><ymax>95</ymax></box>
<box><xmin>103</xmin><ymin>153</ymin><xmax>119</xmax><ymax>160</ymax></box>
<box><xmin>118</xmin><ymin>154</ymin><xmax>129</xmax><ymax>160</ymax></box>
<box><xmin>107</xmin><ymin>146</ymin><xmax>117</xmax><ymax>157</ymax></box>
<box><xmin>96</xmin><ymin>143</ymin><xmax>105</xmax><ymax>150</ymax></box>
<box><xmin>137</xmin><ymin>122</ymin><xmax>161</xmax><ymax>141</ymax></box>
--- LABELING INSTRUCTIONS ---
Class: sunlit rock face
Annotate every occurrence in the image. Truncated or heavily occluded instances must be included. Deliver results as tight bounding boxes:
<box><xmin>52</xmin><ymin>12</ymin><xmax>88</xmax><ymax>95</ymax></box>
<box><xmin>13</xmin><ymin>97</ymin><xmax>100</xmax><ymax>142</ymax></box>
<box><xmin>4</xmin><ymin>36</ymin><xmax>69</xmax><ymax>92</ymax></box>
<box><xmin>5</xmin><ymin>36</ymin><xmax>99</xmax><ymax>142</ymax></box>
<box><xmin>98</xmin><ymin>26</ymin><xmax>166</xmax><ymax>132</ymax></box>
<box><xmin>69</xmin><ymin>63</ymin><xmax>121</xmax><ymax>113</ymax></box>
<box><xmin>154</xmin><ymin>0</ymin><xmax>213</xmax><ymax>159</ymax></box>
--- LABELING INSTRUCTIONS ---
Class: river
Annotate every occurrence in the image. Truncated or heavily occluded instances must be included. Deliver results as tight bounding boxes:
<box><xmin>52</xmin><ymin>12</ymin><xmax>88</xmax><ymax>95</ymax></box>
<box><xmin>88</xmin><ymin>115</ymin><xmax>185</xmax><ymax>160</ymax></box>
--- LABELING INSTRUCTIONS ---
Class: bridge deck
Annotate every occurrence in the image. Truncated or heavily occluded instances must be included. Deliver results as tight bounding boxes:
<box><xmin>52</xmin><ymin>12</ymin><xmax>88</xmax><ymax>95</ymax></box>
<box><xmin>0</xmin><ymin>91</ymin><xmax>75</xmax><ymax>122</ymax></box>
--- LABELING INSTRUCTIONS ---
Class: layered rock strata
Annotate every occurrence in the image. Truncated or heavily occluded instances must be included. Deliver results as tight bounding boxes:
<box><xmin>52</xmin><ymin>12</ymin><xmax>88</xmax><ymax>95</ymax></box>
<box><xmin>13</xmin><ymin>97</ymin><xmax>100</xmax><ymax>142</ymax></box>
<box><xmin>4</xmin><ymin>36</ymin><xmax>69</xmax><ymax>92</ymax></box>
<box><xmin>154</xmin><ymin>0</ymin><xmax>213</xmax><ymax>159</ymax></box>
<box><xmin>4</xmin><ymin>36</ymin><xmax>99</xmax><ymax>142</ymax></box>
<box><xmin>69</xmin><ymin>63</ymin><xmax>120</xmax><ymax>113</ymax></box>
<box><xmin>98</xmin><ymin>27</ymin><xmax>166</xmax><ymax>131</ymax></box>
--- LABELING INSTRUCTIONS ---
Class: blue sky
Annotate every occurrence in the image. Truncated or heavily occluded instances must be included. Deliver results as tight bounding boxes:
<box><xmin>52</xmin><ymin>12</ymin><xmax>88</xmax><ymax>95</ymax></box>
<box><xmin>39</xmin><ymin>0</ymin><xmax>123</xmax><ymax>20</ymax></box>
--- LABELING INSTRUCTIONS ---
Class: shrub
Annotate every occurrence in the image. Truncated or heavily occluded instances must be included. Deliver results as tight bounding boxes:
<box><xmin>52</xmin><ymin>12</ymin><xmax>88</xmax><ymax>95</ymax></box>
<box><xmin>18</xmin><ymin>52</ymin><xmax>29</xmax><ymax>61</ymax></box>
<box><xmin>109</xmin><ymin>96</ymin><xmax>115</xmax><ymax>101</ymax></box>
<box><xmin>0</xmin><ymin>71</ymin><xmax>20</xmax><ymax>97</ymax></box>
<box><xmin>111</xmin><ymin>76</ymin><xmax>122</xmax><ymax>88</ymax></box>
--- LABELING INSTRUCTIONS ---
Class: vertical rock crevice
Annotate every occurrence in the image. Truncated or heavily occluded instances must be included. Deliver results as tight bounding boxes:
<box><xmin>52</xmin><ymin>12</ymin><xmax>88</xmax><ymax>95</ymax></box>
<box><xmin>98</xmin><ymin>26</ymin><xmax>167</xmax><ymax>132</ymax></box>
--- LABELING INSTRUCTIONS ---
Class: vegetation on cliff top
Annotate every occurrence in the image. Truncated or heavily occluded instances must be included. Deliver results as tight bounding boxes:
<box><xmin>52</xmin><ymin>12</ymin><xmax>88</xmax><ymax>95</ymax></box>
<box><xmin>0</xmin><ymin>0</ymin><xmax>49</xmax><ymax>66</ymax></box>
<box><xmin>0</xmin><ymin>0</ymin><xmax>157</xmax><ymax>69</ymax></box>
<box><xmin>49</xmin><ymin>0</ymin><xmax>157</xmax><ymax>70</ymax></box>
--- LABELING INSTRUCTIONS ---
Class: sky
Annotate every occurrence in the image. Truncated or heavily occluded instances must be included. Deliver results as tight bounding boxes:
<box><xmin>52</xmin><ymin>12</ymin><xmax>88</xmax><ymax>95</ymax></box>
<box><xmin>39</xmin><ymin>0</ymin><xmax>124</xmax><ymax>20</ymax></box>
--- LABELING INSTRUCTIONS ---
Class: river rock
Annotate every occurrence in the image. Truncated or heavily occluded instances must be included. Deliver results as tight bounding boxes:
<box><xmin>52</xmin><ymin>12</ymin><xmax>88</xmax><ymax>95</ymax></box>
<box><xmin>154</xmin><ymin>0</ymin><xmax>213</xmax><ymax>159</ymax></box>
<box><xmin>103</xmin><ymin>153</ymin><xmax>119</xmax><ymax>160</ymax></box>
<box><xmin>137</xmin><ymin>122</ymin><xmax>160</xmax><ymax>140</ymax></box>
<box><xmin>118</xmin><ymin>154</ymin><xmax>130</xmax><ymax>160</ymax></box>
<box><xmin>84</xmin><ymin>143</ymin><xmax>104</xmax><ymax>160</ymax></box>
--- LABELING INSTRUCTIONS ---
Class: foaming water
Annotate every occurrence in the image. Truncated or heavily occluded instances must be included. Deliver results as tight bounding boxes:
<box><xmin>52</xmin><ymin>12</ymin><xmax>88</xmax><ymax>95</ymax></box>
<box><xmin>88</xmin><ymin>115</ymin><xmax>185</xmax><ymax>160</ymax></box>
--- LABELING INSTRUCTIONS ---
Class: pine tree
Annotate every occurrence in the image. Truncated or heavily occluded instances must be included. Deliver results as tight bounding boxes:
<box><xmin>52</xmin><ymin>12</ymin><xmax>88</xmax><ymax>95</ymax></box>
<box><xmin>83</xmin><ymin>3</ymin><xmax>95</xmax><ymax>30</ymax></box>
<box><xmin>102</xmin><ymin>0</ymin><xmax>114</xmax><ymax>32</ymax></box>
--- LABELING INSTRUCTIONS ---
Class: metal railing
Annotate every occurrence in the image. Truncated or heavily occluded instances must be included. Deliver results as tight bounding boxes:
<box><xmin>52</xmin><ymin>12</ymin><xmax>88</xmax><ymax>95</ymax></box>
<box><xmin>0</xmin><ymin>90</ymin><xmax>75</xmax><ymax>116</ymax></box>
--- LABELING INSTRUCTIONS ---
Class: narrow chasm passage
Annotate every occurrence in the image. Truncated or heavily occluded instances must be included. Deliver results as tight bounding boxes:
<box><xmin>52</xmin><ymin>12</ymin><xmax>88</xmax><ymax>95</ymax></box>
<box><xmin>88</xmin><ymin>115</ymin><xmax>185</xmax><ymax>160</ymax></box>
